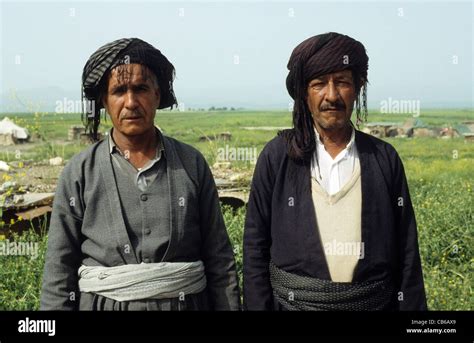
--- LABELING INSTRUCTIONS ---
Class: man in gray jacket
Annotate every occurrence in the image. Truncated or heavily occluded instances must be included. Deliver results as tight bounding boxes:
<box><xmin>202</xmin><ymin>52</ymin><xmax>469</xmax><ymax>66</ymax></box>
<box><xmin>40</xmin><ymin>38</ymin><xmax>240</xmax><ymax>311</ymax></box>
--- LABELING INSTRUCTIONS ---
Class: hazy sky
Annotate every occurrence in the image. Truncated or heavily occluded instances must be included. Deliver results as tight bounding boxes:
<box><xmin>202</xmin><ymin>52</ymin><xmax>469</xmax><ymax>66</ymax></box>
<box><xmin>1</xmin><ymin>0</ymin><xmax>472</xmax><ymax>111</ymax></box>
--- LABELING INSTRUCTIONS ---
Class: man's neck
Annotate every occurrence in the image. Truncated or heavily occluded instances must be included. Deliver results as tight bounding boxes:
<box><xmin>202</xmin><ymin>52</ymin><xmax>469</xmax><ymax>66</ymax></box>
<box><xmin>112</xmin><ymin>127</ymin><xmax>158</xmax><ymax>168</ymax></box>
<box><xmin>315</xmin><ymin>123</ymin><xmax>353</xmax><ymax>159</ymax></box>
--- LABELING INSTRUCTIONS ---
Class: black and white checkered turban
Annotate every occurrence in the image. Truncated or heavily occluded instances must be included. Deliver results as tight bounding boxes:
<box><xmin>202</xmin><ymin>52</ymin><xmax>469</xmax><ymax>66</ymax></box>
<box><xmin>82</xmin><ymin>37</ymin><xmax>177</xmax><ymax>110</ymax></box>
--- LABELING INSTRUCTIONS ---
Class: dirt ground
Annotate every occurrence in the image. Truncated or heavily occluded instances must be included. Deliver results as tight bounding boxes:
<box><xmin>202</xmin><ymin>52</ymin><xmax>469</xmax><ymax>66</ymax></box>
<box><xmin>0</xmin><ymin>139</ymin><xmax>73</xmax><ymax>193</ymax></box>
<box><xmin>1</xmin><ymin>164</ymin><xmax>63</xmax><ymax>193</ymax></box>
<box><xmin>1</xmin><ymin>156</ymin><xmax>252</xmax><ymax>195</ymax></box>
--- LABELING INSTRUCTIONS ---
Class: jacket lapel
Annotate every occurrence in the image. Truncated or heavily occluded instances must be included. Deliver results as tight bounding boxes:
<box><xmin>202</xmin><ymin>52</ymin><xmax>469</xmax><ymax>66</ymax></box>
<box><xmin>97</xmin><ymin>137</ymin><xmax>138</xmax><ymax>264</ymax></box>
<box><xmin>160</xmin><ymin>136</ymin><xmax>179</xmax><ymax>261</ymax></box>
<box><xmin>352</xmin><ymin>130</ymin><xmax>375</xmax><ymax>280</ymax></box>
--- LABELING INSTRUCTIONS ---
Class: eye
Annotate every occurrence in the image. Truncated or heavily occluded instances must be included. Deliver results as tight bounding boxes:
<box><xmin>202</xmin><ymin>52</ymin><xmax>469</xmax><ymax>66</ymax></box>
<box><xmin>337</xmin><ymin>80</ymin><xmax>353</xmax><ymax>87</ymax></box>
<box><xmin>311</xmin><ymin>82</ymin><xmax>325</xmax><ymax>88</ymax></box>
<box><xmin>134</xmin><ymin>85</ymin><xmax>149</xmax><ymax>92</ymax></box>
<box><xmin>111</xmin><ymin>86</ymin><xmax>126</xmax><ymax>95</ymax></box>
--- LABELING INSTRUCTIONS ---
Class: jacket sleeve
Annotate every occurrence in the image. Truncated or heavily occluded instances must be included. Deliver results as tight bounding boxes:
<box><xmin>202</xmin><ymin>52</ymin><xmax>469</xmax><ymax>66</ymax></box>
<box><xmin>40</xmin><ymin>164</ymin><xmax>84</xmax><ymax>310</ymax></box>
<box><xmin>391</xmin><ymin>152</ymin><xmax>428</xmax><ymax>310</ymax></box>
<box><xmin>243</xmin><ymin>144</ymin><xmax>274</xmax><ymax>310</ymax></box>
<box><xmin>197</xmin><ymin>157</ymin><xmax>241</xmax><ymax>310</ymax></box>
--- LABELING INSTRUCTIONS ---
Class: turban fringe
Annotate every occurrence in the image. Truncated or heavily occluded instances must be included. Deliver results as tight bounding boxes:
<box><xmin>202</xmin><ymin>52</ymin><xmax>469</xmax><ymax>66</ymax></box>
<box><xmin>281</xmin><ymin>32</ymin><xmax>369</xmax><ymax>163</ymax></box>
<box><xmin>81</xmin><ymin>38</ymin><xmax>177</xmax><ymax>141</ymax></box>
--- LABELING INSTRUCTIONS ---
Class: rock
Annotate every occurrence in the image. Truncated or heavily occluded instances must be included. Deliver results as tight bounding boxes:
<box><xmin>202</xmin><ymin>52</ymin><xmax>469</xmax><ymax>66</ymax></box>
<box><xmin>0</xmin><ymin>160</ymin><xmax>10</xmax><ymax>171</ymax></box>
<box><xmin>49</xmin><ymin>157</ymin><xmax>64</xmax><ymax>166</ymax></box>
<box><xmin>0</xmin><ymin>181</ymin><xmax>17</xmax><ymax>193</ymax></box>
<box><xmin>229</xmin><ymin>173</ymin><xmax>246</xmax><ymax>182</ymax></box>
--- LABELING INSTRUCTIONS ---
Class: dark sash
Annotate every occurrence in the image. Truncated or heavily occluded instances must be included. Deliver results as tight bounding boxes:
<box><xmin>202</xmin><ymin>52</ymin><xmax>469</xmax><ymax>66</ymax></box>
<box><xmin>270</xmin><ymin>261</ymin><xmax>394</xmax><ymax>311</ymax></box>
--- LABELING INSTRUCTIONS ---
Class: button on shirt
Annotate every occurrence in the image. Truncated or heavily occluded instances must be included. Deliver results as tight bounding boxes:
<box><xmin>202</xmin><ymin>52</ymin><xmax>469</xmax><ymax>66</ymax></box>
<box><xmin>108</xmin><ymin>129</ymin><xmax>164</xmax><ymax>192</ymax></box>
<box><xmin>310</xmin><ymin>127</ymin><xmax>359</xmax><ymax>196</ymax></box>
<box><xmin>108</xmin><ymin>128</ymin><xmax>171</xmax><ymax>263</ymax></box>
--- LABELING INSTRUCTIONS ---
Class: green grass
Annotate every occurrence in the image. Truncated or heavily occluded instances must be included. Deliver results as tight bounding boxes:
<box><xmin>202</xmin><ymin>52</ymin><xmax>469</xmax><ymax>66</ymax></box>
<box><xmin>0</xmin><ymin>109</ymin><xmax>472</xmax><ymax>310</ymax></box>
<box><xmin>2</xmin><ymin>108</ymin><xmax>472</xmax><ymax>164</ymax></box>
<box><xmin>0</xmin><ymin>224</ymin><xmax>48</xmax><ymax>310</ymax></box>
<box><xmin>410</xmin><ymin>179</ymin><xmax>473</xmax><ymax>310</ymax></box>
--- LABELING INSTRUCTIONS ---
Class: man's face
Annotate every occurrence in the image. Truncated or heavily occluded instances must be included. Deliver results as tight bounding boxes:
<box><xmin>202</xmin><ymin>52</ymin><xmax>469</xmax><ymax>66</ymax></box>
<box><xmin>306</xmin><ymin>69</ymin><xmax>357</xmax><ymax>131</ymax></box>
<box><xmin>103</xmin><ymin>63</ymin><xmax>160</xmax><ymax>137</ymax></box>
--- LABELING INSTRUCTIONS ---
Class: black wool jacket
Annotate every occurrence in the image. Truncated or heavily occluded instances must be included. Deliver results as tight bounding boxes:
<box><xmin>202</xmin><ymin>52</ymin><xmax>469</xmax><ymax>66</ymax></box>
<box><xmin>243</xmin><ymin>129</ymin><xmax>427</xmax><ymax>311</ymax></box>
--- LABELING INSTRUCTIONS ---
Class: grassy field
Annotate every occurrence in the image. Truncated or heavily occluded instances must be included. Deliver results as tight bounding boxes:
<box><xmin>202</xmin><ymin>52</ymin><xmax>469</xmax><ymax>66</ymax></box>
<box><xmin>0</xmin><ymin>109</ymin><xmax>472</xmax><ymax>310</ymax></box>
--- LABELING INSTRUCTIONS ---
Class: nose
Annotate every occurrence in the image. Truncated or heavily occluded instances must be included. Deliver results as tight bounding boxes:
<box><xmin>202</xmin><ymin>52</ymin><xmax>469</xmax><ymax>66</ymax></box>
<box><xmin>325</xmin><ymin>80</ymin><xmax>339</xmax><ymax>104</ymax></box>
<box><xmin>124</xmin><ymin>90</ymin><xmax>139</xmax><ymax>110</ymax></box>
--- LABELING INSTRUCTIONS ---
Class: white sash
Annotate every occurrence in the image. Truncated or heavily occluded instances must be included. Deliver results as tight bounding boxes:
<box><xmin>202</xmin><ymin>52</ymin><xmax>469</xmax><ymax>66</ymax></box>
<box><xmin>78</xmin><ymin>261</ymin><xmax>206</xmax><ymax>302</ymax></box>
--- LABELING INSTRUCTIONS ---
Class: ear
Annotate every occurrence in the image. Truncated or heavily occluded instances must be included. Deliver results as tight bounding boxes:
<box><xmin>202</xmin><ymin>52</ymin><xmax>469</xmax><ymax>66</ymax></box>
<box><xmin>154</xmin><ymin>86</ymin><xmax>161</xmax><ymax>109</ymax></box>
<box><xmin>101</xmin><ymin>95</ymin><xmax>109</xmax><ymax>114</ymax></box>
<box><xmin>99</xmin><ymin>72</ymin><xmax>111</xmax><ymax>113</ymax></box>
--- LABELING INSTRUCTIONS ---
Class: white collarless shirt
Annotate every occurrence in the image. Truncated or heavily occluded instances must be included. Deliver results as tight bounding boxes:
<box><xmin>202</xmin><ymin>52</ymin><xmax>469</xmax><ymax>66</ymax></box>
<box><xmin>310</xmin><ymin>127</ymin><xmax>360</xmax><ymax>196</ymax></box>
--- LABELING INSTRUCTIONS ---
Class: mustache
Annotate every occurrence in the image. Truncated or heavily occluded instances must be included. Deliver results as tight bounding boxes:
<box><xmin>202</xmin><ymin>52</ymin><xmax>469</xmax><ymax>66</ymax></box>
<box><xmin>320</xmin><ymin>101</ymin><xmax>346</xmax><ymax>111</ymax></box>
<box><xmin>120</xmin><ymin>110</ymin><xmax>144</xmax><ymax>119</ymax></box>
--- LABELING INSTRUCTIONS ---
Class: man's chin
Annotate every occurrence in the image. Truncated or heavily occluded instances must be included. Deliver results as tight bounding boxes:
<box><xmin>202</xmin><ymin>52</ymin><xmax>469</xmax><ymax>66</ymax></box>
<box><xmin>315</xmin><ymin>112</ymin><xmax>350</xmax><ymax>129</ymax></box>
<box><xmin>118</xmin><ymin>126</ymin><xmax>152</xmax><ymax>137</ymax></box>
<box><xmin>319</xmin><ymin>120</ymin><xmax>349</xmax><ymax>131</ymax></box>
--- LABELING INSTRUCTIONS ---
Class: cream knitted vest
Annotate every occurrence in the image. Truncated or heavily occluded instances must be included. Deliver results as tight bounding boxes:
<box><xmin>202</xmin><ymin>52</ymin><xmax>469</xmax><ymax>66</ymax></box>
<box><xmin>311</xmin><ymin>161</ymin><xmax>362</xmax><ymax>282</ymax></box>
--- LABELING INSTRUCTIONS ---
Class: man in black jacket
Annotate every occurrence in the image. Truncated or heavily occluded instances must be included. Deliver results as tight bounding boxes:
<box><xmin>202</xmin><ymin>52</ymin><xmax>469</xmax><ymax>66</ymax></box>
<box><xmin>243</xmin><ymin>32</ymin><xmax>427</xmax><ymax>311</ymax></box>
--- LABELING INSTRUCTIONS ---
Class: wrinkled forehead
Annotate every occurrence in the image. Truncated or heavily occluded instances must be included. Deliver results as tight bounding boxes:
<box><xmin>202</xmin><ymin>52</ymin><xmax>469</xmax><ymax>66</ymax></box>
<box><xmin>107</xmin><ymin>63</ymin><xmax>156</xmax><ymax>87</ymax></box>
<box><xmin>309</xmin><ymin>69</ymin><xmax>353</xmax><ymax>82</ymax></box>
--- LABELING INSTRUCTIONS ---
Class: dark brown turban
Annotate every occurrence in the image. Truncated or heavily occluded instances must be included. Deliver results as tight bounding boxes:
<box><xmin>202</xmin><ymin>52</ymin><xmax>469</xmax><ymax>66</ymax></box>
<box><xmin>286</xmin><ymin>32</ymin><xmax>368</xmax><ymax>100</ymax></box>
<box><xmin>81</xmin><ymin>38</ymin><xmax>177</xmax><ymax>141</ymax></box>
<box><xmin>281</xmin><ymin>32</ymin><xmax>369</xmax><ymax>162</ymax></box>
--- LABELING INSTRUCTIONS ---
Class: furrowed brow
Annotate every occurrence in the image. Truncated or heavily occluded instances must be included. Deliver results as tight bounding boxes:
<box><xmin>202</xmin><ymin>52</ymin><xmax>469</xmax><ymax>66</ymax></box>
<box><xmin>132</xmin><ymin>83</ymin><xmax>150</xmax><ymax>89</ymax></box>
<box><xmin>110</xmin><ymin>84</ymin><xmax>127</xmax><ymax>93</ymax></box>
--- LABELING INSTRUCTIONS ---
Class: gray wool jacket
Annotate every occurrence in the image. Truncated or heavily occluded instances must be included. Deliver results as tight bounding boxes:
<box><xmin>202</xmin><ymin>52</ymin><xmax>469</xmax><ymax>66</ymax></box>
<box><xmin>40</xmin><ymin>132</ymin><xmax>240</xmax><ymax>310</ymax></box>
